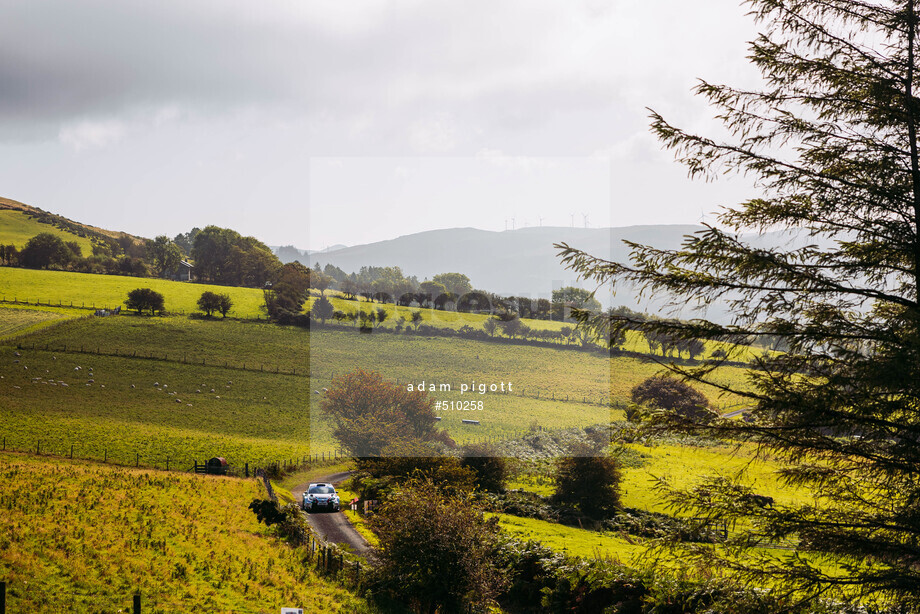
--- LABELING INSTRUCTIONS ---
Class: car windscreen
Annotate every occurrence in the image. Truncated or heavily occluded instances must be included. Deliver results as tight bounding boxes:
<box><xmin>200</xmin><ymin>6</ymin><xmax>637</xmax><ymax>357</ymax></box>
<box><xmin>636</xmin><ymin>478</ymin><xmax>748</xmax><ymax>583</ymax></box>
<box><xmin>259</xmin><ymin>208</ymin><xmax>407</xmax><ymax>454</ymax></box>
<box><xmin>308</xmin><ymin>486</ymin><xmax>335</xmax><ymax>494</ymax></box>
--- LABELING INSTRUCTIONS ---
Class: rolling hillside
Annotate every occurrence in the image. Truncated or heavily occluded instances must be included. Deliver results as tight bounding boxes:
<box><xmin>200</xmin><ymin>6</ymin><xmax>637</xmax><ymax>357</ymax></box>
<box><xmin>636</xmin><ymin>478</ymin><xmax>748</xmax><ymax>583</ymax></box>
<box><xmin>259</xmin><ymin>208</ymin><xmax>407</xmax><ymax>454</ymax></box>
<box><xmin>0</xmin><ymin>196</ymin><xmax>144</xmax><ymax>247</ymax></box>
<box><xmin>0</xmin><ymin>452</ymin><xmax>369</xmax><ymax>612</ymax></box>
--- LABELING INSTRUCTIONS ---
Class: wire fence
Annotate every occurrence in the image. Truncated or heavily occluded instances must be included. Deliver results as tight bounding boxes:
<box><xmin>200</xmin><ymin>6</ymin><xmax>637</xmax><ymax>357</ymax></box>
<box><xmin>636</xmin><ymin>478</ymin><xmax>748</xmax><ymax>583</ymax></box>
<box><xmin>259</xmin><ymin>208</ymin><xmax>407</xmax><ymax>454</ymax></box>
<box><xmin>12</xmin><ymin>341</ymin><xmax>305</xmax><ymax>376</ymax></box>
<box><xmin>0</xmin><ymin>297</ymin><xmax>268</xmax><ymax>319</ymax></box>
<box><xmin>0</xmin><ymin>435</ymin><xmax>346</xmax><ymax>479</ymax></box>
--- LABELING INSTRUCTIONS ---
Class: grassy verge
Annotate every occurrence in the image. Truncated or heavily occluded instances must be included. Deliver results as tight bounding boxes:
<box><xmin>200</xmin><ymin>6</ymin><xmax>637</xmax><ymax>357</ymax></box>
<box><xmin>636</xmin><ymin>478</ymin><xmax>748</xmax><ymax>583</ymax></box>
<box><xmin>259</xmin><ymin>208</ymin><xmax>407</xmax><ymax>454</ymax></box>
<box><xmin>335</xmin><ymin>484</ymin><xmax>380</xmax><ymax>548</ymax></box>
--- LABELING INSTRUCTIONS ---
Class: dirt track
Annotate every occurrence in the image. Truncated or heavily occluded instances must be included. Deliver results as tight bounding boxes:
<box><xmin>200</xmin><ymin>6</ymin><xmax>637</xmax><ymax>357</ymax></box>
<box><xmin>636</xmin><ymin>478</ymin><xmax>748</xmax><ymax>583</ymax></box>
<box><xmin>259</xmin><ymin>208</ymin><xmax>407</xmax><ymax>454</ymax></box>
<box><xmin>291</xmin><ymin>471</ymin><xmax>374</xmax><ymax>558</ymax></box>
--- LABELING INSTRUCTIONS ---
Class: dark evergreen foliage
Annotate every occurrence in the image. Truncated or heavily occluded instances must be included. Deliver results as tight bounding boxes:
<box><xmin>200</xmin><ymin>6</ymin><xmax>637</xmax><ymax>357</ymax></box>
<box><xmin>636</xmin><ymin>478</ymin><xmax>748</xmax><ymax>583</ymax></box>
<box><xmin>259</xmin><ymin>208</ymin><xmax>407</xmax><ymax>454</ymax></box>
<box><xmin>557</xmin><ymin>1</ymin><xmax>920</xmax><ymax>607</ymax></box>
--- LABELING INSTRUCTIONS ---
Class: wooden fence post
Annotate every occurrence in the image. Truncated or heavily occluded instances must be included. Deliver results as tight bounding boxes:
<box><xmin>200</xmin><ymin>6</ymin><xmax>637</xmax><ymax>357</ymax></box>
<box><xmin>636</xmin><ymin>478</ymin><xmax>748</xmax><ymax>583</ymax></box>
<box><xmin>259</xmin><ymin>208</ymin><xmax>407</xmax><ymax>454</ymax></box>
<box><xmin>1</xmin><ymin>580</ymin><xmax>6</xmax><ymax>614</ymax></box>
<box><xmin>133</xmin><ymin>593</ymin><xmax>141</xmax><ymax>614</ymax></box>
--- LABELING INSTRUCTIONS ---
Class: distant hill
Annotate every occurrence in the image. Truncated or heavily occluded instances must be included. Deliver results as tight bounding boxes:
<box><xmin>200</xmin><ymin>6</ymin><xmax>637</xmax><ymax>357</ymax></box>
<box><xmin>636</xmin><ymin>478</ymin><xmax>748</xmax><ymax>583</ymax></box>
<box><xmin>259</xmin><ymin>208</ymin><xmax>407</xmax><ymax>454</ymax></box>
<box><xmin>305</xmin><ymin>225</ymin><xmax>701</xmax><ymax>312</ymax></box>
<box><xmin>272</xmin><ymin>243</ymin><xmax>349</xmax><ymax>264</ymax></box>
<box><xmin>305</xmin><ymin>225</ymin><xmax>837</xmax><ymax>321</ymax></box>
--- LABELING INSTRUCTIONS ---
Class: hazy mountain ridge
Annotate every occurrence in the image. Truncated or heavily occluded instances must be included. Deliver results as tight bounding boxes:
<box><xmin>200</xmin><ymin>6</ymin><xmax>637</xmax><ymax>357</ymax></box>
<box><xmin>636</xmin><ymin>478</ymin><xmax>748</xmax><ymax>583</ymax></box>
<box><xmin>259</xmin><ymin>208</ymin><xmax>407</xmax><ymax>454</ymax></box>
<box><xmin>303</xmin><ymin>225</ymin><xmax>839</xmax><ymax>320</ymax></box>
<box><xmin>304</xmin><ymin>225</ymin><xmax>701</xmax><ymax>311</ymax></box>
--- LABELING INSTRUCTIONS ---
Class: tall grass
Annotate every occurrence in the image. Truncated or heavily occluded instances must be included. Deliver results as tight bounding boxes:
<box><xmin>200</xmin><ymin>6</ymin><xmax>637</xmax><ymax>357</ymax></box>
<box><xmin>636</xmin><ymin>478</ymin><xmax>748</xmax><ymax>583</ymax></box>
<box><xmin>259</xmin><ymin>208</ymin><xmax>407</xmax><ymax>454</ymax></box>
<box><xmin>0</xmin><ymin>452</ymin><xmax>370</xmax><ymax>613</ymax></box>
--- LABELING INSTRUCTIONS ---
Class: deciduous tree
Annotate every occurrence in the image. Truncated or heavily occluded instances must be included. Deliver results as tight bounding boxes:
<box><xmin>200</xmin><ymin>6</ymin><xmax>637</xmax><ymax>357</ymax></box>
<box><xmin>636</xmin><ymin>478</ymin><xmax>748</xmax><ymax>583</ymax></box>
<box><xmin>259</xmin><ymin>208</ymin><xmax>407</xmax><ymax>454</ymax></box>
<box><xmin>147</xmin><ymin>235</ymin><xmax>182</xmax><ymax>278</ymax></box>
<box><xmin>320</xmin><ymin>369</ymin><xmax>454</xmax><ymax>457</ymax></box>
<box><xmin>125</xmin><ymin>288</ymin><xmax>165</xmax><ymax>315</ymax></box>
<box><xmin>197</xmin><ymin>290</ymin><xmax>221</xmax><ymax>317</ymax></box>
<box><xmin>21</xmin><ymin>233</ymin><xmax>72</xmax><ymax>269</ymax></box>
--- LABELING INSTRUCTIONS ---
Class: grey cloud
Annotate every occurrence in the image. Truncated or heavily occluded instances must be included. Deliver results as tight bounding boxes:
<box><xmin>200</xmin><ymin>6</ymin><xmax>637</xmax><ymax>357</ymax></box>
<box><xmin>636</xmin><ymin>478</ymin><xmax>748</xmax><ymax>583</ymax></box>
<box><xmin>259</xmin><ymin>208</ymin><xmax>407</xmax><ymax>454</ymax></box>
<box><xmin>0</xmin><ymin>0</ymin><xmax>637</xmax><ymax>148</ymax></box>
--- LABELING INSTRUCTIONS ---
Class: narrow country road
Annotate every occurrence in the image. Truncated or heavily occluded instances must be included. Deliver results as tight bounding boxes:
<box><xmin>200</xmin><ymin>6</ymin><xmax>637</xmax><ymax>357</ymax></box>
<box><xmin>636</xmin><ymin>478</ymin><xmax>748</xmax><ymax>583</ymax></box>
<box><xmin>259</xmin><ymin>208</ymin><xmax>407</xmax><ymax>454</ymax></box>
<box><xmin>291</xmin><ymin>471</ymin><xmax>374</xmax><ymax>559</ymax></box>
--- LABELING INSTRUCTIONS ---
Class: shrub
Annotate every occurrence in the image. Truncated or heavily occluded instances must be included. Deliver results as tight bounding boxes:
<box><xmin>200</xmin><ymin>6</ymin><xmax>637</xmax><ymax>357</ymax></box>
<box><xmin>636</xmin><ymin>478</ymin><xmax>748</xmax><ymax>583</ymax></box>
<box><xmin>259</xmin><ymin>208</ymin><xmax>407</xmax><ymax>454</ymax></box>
<box><xmin>552</xmin><ymin>441</ymin><xmax>622</xmax><ymax>519</ymax></box>
<box><xmin>369</xmin><ymin>477</ymin><xmax>507</xmax><ymax>613</ymax></box>
<box><xmin>461</xmin><ymin>444</ymin><xmax>508</xmax><ymax>493</ymax></box>
<box><xmin>630</xmin><ymin>374</ymin><xmax>714</xmax><ymax>423</ymax></box>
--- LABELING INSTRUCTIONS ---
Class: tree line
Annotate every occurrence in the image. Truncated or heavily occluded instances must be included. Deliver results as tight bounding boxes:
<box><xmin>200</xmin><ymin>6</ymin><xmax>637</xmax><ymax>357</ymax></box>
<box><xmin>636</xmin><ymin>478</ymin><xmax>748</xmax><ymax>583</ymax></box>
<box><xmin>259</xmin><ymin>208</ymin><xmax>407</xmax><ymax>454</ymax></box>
<box><xmin>311</xmin><ymin>262</ymin><xmax>603</xmax><ymax>322</ymax></box>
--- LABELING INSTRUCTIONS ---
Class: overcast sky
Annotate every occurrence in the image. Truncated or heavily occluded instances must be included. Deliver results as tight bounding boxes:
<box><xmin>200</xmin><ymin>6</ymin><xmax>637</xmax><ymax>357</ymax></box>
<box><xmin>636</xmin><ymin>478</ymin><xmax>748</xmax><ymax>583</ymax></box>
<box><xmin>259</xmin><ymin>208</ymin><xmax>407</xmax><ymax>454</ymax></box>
<box><xmin>0</xmin><ymin>0</ymin><xmax>763</xmax><ymax>250</ymax></box>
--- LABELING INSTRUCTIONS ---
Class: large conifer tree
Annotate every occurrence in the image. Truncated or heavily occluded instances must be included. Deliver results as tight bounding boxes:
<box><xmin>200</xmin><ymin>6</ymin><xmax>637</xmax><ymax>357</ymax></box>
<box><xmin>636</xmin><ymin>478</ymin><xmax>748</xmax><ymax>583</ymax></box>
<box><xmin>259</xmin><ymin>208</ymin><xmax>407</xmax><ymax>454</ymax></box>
<box><xmin>558</xmin><ymin>1</ymin><xmax>920</xmax><ymax>607</ymax></box>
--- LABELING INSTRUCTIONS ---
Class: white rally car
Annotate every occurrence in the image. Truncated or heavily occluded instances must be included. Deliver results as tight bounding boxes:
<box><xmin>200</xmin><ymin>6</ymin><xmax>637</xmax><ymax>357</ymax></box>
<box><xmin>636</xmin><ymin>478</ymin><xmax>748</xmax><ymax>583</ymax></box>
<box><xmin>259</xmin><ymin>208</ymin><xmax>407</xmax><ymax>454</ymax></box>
<box><xmin>302</xmin><ymin>483</ymin><xmax>341</xmax><ymax>513</ymax></box>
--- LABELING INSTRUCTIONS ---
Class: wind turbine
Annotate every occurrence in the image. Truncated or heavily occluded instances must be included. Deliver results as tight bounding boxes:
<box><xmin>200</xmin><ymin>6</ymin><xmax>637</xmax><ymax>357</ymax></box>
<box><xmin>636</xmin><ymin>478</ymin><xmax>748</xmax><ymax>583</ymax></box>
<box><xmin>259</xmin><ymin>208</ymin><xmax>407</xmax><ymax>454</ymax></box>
<box><xmin>570</xmin><ymin>213</ymin><xmax>575</xmax><ymax>227</ymax></box>
<box><xmin>511</xmin><ymin>217</ymin><xmax>516</xmax><ymax>230</ymax></box>
<box><xmin>539</xmin><ymin>216</ymin><xmax>545</xmax><ymax>227</ymax></box>
<box><xmin>582</xmin><ymin>213</ymin><xmax>589</xmax><ymax>228</ymax></box>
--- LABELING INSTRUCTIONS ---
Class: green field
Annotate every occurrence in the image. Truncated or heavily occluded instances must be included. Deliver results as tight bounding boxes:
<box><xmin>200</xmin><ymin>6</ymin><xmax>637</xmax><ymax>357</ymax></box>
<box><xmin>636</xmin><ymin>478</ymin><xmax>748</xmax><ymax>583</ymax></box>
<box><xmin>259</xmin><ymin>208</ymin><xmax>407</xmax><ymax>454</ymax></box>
<box><xmin>0</xmin><ymin>209</ymin><xmax>96</xmax><ymax>254</ymax></box>
<box><xmin>2</xmin><ymin>266</ymin><xmax>762</xmax><ymax>368</ymax></box>
<box><xmin>620</xmin><ymin>443</ymin><xmax>813</xmax><ymax>514</ymax></box>
<box><xmin>0</xmin><ymin>267</ymin><xmax>267</xmax><ymax>317</ymax></box>
<box><xmin>492</xmin><ymin>513</ymin><xmax>646</xmax><ymax>562</ymax></box>
<box><xmin>1</xmin><ymin>304</ymin><xmax>755</xmax><ymax>469</ymax></box>
<box><xmin>0</xmin><ymin>306</ymin><xmax>72</xmax><ymax>340</ymax></box>
<box><xmin>0</xmin><ymin>346</ymin><xmax>313</xmax><ymax>466</ymax></box>
<box><xmin>511</xmin><ymin>441</ymin><xmax>811</xmax><ymax>509</ymax></box>
<box><xmin>310</xmin><ymin>292</ymin><xmax>584</xmax><ymax>333</ymax></box>
<box><xmin>21</xmin><ymin>314</ymin><xmax>309</xmax><ymax>374</ymax></box>
<box><xmin>0</xmin><ymin>452</ymin><xmax>369</xmax><ymax>613</ymax></box>
<box><xmin>0</xmin><ymin>317</ymin><xmax>614</xmax><ymax>464</ymax></box>
<box><xmin>308</xmin><ymin>326</ymin><xmax>748</xmax><ymax>413</ymax></box>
